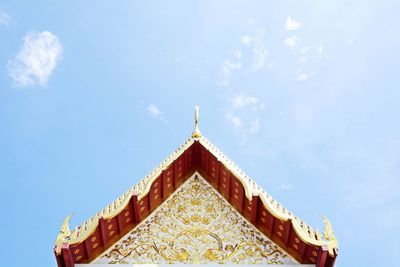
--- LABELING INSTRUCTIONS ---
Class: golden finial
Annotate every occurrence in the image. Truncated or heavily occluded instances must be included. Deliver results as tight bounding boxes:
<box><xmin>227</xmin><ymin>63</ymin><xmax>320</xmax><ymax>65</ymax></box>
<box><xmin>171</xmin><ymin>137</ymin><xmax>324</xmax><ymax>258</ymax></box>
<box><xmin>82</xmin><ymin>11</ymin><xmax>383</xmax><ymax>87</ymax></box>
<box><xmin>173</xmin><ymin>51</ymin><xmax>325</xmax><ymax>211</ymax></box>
<box><xmin>191</xmin><ymin>106</ymin><xmax>202</xmax><ymax>138</ymax></box>
<box><xmin>55</xmin><ymin>213</ymin><xmax>73</xmax><ymax>254</ymax></box>
<box><xmin>322</xmin><ymin>215</ymin><xmax>336</xmax><ymax>241</ymax></box>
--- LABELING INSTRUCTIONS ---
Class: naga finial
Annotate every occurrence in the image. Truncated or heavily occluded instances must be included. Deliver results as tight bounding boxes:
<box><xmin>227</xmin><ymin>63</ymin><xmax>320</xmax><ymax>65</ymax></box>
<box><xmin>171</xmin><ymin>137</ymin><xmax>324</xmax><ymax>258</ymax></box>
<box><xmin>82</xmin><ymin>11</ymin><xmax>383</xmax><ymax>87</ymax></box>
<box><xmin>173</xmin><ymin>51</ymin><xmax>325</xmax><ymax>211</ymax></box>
<box><xmin>191</xmin><ymin>106</ymin><xmax>202</xmax><ymax>138</ymax></box>
<box><xmin>55</xmin><ymin>213</ymin><xmax>73</xmax><ymax>254</ymax></box>
<box><xmin>322</xmin><ymin>215</ymin><xmax>336</xmax><ymax>241</ymax></box>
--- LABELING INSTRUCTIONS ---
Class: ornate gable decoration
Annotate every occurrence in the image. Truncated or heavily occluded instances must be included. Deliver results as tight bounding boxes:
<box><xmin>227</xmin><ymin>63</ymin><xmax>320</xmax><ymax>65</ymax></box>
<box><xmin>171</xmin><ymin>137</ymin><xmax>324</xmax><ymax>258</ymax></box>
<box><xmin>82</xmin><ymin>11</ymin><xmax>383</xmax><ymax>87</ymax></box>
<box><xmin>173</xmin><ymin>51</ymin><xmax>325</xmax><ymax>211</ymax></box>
<box><xmin>54</xmin><ymin>107</ymin><xmax>338</xmax><ymax>267</ymax></box>
<box><xmin>94</xmin><ymin>174</ymin><xmax>297</xmax><ymax>264</ymax></box>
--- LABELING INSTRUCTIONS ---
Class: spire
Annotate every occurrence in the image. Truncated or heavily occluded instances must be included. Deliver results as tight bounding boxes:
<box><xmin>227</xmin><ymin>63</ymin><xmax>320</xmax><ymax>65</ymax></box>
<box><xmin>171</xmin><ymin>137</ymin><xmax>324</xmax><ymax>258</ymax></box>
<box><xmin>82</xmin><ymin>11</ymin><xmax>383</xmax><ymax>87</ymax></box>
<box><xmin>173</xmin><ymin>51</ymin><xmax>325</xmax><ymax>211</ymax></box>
<box><xmin>191</xmin><ymin>106</ymin><xmax>202</xmax><ymax>138</ymax></box>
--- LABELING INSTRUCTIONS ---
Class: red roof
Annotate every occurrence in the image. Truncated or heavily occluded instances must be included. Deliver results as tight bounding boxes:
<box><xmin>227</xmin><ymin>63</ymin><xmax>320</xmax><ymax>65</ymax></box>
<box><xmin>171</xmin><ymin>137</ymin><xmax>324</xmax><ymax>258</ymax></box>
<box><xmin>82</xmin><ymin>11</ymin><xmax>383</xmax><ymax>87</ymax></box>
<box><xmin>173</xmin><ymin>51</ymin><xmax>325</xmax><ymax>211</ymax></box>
<box><xmin>54</xmin><ymin>125</ymin><xmax>338</xmax><ymax>267</ymax></box>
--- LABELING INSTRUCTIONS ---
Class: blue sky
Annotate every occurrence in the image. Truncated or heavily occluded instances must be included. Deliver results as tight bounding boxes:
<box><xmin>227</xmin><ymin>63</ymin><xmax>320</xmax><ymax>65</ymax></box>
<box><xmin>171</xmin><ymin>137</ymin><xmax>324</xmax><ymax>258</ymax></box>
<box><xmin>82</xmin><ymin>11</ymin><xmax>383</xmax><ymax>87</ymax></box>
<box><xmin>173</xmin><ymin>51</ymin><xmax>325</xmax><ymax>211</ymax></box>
<box><xmin>0</xmin><ymin>1</ymin><xmax>399</xmax><ymax>266</ymax></box>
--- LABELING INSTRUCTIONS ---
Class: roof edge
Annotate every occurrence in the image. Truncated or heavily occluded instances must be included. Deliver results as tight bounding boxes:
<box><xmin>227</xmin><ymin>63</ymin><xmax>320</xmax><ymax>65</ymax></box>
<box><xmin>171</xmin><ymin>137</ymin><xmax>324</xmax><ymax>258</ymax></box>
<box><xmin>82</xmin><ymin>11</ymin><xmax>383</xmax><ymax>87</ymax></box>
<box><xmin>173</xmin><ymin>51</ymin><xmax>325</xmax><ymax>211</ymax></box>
<box><xmin>198</xmin><ymin>136</ymin><xmax>338</xmax><ymax>256</ymax></box>
<box><xmin>55</xmin><ymin>135</ymin><xmax>338</xmax><ymax>256</ymax></box>
<box><xmin>55</xmin><ymin>137</ymin><xmax>195</xmax><ymax>251</ymax></box>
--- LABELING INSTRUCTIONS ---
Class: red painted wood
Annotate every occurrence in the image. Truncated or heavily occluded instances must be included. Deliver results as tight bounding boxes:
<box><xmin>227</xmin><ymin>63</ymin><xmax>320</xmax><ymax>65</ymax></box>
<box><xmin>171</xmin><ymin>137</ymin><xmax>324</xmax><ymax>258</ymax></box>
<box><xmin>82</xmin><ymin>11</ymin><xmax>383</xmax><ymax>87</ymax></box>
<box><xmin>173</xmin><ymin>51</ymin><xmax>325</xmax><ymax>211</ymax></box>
<box><xmin>61</xmin><ymin>243</ymin><xmax>74</xmax><ymax>267</ymax></box>
<box><xmin>199</xmin><ymin>147</ymin><xmax>209</xmax><ymax>174</ymax></box>
<box><xmin>164</xmin><ymin>165</ymin><xmax>175</xmax><ymax>193</ymax></box>
<box><xmin>191</xmin><ymin>141</ymin><xmax>198</xmax><ymax>169</ymax></box>
<box><xmin>242</xmin><ymin>194</ymin><xmax>259</xmax><ymax>223</ymax></box>
<box><xmin>286</xmin><ymin>224</ymin><xmax>307</xmax><ymax>261</ymax></box>
<box><xmin>71</xmin><ymin>242</ymin><xmax>88</xmax><ymax>263</ymax></box>
<box><xmin>173</xmin><ymin>157</ymin><xmax>183</xmax><ymax>187</ymax></box>
<box><xmin>272</xmin><ymin>219</ymin><xmax>290</xmax><ymax>245</ymax></box>
<box><xmin>303</xmin><ymin>245</ymin><xmax>319</xmax><ymax>264</ymax></box>
<box><xmin>104</xmin><ymin>217</ymin><xmax>119</xmax><ymax>241</ymax></box>
<box><xmin>229</xmin><ymin>175</ymin><xmax>244</xmax><ymax>212</ymax></box>
<box><xmin>208</xmin><ymin>157</ymin><xmax>220</xmax><ymax>188</ymax></box>
<box><xmin>54</xmin><ymin>251</ymin><xmax>64</xmax><ymax>267</ymax></box>
<box><xmin>218</xmin><ymin>167</ymin><xmax>231</xmax><ymax>200</ymax></box>
<box><xmin>149</xmin><ymin>176</ymin><xmax>163</xmax><ymax>211</ymax></box>
<box><xmin>116</xmin><ymin>206</ymin><xmax>134</xmax><ymax>235</ymax></box>
<box><xmin>255</xmin><ymin>206</ymin><xmax>274</xmax><ymax>236</ymax></box>
<box><xmin>269</xmin><ymin>216</ymin><xmax>276</xmax><ymax>237</ymax></box>
<box><xmin>325</xmin><ymin>249</ymin><xmax>338</xmax><ymax>267</ymax></box>
<box><xmin>185</xmin><ymin>145</ymin><xmax>193</xmax><ymax>173</ymax></box>
<box><xmin>131</xmin><ymin>192</ymin><xmax>141</xmax><ymax>223</ymax></box>
<box><xmin>117</xmin><ymin>212</ymin><xmax>124</xmax><ymax>235</ymax></box>
<box><xmin>84</xmin><ymin>237</ymin><xmax>91</xmax><ymax>261</ymax></box>
<box><xmin>242</xmin><ymin>196</ymin><xmax>252</xmax><ymax>221</ymax></box>
<box><xmin>316</xmin><ymin>246</ymin><xmax>328</xmax><ymax>267</ymax></box>
<box><xmin>83</xmin><ymin>229</ymin><xmax>102</xmax><ymax>260</ymax></box>
<box><xmin>139</xmin><ymin>194</ymin><xmax>150</xmax><ymax>219</ymax></box>
<box><xmin>250</xmin><ymin>194</ymin><xmax>259</xmax><ymax>224</ymax></box>
<box><xmin>99</xmin><ymin>218</ymin><xmax>108</xmax><ymax>247</ymax></box>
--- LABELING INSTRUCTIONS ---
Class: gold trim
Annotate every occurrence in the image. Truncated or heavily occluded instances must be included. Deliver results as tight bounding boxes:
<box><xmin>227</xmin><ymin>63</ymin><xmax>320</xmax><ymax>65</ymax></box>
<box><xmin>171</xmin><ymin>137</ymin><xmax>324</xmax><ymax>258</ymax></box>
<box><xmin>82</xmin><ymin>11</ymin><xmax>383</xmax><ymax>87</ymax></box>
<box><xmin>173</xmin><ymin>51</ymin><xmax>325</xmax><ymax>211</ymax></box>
<box><xmin>55</xmin><ymin>138</ymin><xmax>195</xmax><ymax>253</ymax></box>
<box><xmin>55</xmin><ymin>213</ymin><xmax>73</xmax><ymax>254</ymax></box>
<box><xmin>93</xmin><ymin>173</ymin><xmax>299</xmax><ymax>264</ymax></box>
<box><xmin>55</xmin><ymin>134</ymin><xmax>338</xmax><ymax>257</ymax></box>
<box><xmin>198</xmin><ymin>136</ymin><xmax>338</xmax><ymax>256</ymax></box>
<box><xmin>191</xmin><ymin>106</ymin><xmax>202</xmax><ymax>138</ymax></box>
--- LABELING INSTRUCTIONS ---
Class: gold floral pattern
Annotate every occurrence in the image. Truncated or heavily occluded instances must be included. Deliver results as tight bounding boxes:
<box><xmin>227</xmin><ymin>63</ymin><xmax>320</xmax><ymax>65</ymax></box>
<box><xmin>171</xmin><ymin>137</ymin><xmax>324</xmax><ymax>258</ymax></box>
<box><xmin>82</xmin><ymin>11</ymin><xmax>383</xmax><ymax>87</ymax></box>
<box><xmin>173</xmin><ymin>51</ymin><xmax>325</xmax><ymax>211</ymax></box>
<box><xmin>93</xmin><ymin>175</ymin><xmax>297</xmax><ymax>264</ymax></box>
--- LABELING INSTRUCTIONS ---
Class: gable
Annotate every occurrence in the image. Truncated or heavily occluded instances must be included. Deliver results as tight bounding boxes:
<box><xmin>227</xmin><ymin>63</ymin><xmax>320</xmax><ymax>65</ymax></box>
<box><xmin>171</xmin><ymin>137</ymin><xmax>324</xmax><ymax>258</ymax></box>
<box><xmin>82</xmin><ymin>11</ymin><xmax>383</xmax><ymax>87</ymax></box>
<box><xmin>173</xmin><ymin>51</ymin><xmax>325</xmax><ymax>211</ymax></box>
<box><xmin>54</xmin><ymin>136</ymin><xmax>338</xmax><ymax>267</ymax></box>
<box><xmin>92</xmin><ymin>173</ymin><xmax>298</xmax><ymax>264</ymax></box>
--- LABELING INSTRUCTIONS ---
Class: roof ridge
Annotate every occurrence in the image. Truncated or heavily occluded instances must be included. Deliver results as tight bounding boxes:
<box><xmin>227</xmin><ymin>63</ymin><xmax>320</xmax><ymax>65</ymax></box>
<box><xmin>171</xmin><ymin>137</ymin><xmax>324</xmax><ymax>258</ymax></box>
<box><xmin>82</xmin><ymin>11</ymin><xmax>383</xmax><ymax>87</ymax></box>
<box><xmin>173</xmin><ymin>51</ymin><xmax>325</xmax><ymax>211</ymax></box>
<box><xmin>198</xmin><ymin>136</ymin><xmax>338</xmax><ymax>255</ymax></box>
<box><xmin>55</xmin><ymin>137</ymin><xmax>195</xmax><ymax>252</ymax></box>
<box><xmin>55</xmin><ymin>135</ymin><xmax>338</xmax><ymax>256</ymax></box>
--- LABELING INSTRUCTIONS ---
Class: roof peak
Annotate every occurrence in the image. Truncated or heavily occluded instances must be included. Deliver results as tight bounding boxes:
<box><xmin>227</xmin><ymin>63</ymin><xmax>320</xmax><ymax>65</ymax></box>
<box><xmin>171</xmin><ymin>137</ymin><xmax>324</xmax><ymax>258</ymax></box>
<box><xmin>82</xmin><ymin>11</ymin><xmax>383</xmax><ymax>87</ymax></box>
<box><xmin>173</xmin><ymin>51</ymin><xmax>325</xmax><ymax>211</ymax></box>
<box><xmin>191</xmin><ymin>106</ymin><xmax>202</xmax><ymax>138</ymax></box>
<box><xmin>54</xmin><ymin>122</ymin><xmax>338</xmax><ymax>265</ymax></box>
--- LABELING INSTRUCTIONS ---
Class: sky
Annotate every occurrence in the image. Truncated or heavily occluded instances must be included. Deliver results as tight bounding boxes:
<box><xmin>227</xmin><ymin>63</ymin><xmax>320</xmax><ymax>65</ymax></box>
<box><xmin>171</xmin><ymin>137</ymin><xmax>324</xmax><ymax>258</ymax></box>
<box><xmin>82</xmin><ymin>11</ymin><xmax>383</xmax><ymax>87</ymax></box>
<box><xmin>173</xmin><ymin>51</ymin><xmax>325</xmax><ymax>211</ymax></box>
<box><xmin>0</xmin><ymin>1</ymin><xmax>399</xmax><ymax>266</ymax></box>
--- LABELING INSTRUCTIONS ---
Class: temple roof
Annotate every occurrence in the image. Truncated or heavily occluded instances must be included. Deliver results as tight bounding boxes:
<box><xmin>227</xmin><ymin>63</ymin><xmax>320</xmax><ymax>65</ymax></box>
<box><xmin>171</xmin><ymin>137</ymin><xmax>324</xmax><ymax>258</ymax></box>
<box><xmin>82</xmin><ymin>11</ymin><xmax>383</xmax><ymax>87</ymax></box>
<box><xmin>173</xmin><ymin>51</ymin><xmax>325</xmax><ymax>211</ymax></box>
<box><xmin>54</xmin><ymin>108</ymin><xmax>338</xmax><ymax>267</ymax></box>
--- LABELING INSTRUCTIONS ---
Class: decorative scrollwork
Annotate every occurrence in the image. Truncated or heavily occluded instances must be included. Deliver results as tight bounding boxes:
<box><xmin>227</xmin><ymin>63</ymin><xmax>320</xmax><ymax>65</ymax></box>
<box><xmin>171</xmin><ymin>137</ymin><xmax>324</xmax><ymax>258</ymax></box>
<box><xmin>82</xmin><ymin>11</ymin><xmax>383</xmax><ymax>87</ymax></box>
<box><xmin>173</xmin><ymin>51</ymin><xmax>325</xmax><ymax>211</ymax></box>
<box><xmin>94</xmin><ymin>175</ymin><xmax>296</xmax><ymax>264</ymax></box>
<box><xmin>322</xmin><ymin>215</ymin><xmax>336</xmax><ymax>241</ymax></box>
<box><xmin>55</xmin><ymin>213</ymin><xmax>73</xmax><ymax>254</ymax></box>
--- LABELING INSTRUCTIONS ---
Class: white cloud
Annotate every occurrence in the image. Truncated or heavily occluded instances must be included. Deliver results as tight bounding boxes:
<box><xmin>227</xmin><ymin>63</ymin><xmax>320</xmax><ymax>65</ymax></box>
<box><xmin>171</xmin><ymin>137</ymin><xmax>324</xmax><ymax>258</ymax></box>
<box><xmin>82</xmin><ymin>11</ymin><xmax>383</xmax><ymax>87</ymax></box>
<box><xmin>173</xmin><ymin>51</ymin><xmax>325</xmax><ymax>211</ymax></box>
<box><xmin>295</xmin><ymin>72</ymin><xmax>308</xmax><ymax>81</ymax></box>
<box><xmin>222</xmin><ymin>59</ymin><xmax>241</xmax><ymax>76</ymax></box>
<box><xmin>234</xmin><ymin>49</ymin><xmax>242</xmax><ymax>59</ymax></box>
<box><xmin>225</xmin><ymin>113</ymin><xmax>242</xmax><ymax>129</ymax></box>
<box><xmin>246</xmin><ymin>18</ymin><xmax>257</xmax><ymax>26</ymax></box>
<box><xmin>249</xmin><ymin>117</ymin><xmax>261</xmax><ymax>134</ymax></box>
<box><xmin>300</xmin><ymin>47</ymin><xmax>310</xmax><ymax>54</ymax></box>
<box><xmin>147</xmin><ymin>104</ymin><xmax>162</xmax><ymax>118</ymax></box>
<box><xmin>217</xmin><ymin>59</ymin><xmax>241</xmax><ymax>87</ymax></box>
<box><xmin>276</xmin><ymin>183</ymin><xmax>293</xmax><ymax>190</ymax></box>
<box><xmin>240</xmin><ymin>35</ymin><xmax>253</xmax><ymax>45</ymax></box>
<box><xmin>334</xmin><ymin>21</ymin><xmax>344</xmax><ymax>29</ymax></box>
<box><xmin>285</xmin><ymin>36</ymin><xmax>300</xmax><ymax>47</ymax></box>
<box><xmin>251</xmin><ymin>29</ymin><xmax>268</xmax><ymax>71</ymax></box>
<box><xmin>147</xmin><ymin>104</ymin><xmax>168</xmax><ymax>123</ymax></box>
<box><xmin>7</xmin><ymin>31</ymin><xmax>62</xmax><ymax>87</ymax></box>
<box><xmin>224</xmin><ymin>92</ymin><xmax>264</xmax><ymax>138</ymax></box>
<box><xmin>230</xmin><ymin>92</ymin><xmax>260</xmax><ymax>109</ymax></box>
<box><xmin>285</xmin><ymin>16</ymin><xmax>302</xmax><ymax>31</ymax></box>
<box><xmin>0</xmin><ymin>9</ymin><xmax>10</xmax><ymax>26</ymax></box>
<box><xmin>299</xmin><ymin>56</ymin><xmax>308</xmax><ymax>62</ymax></box>
<box><xmin>240</xmin><ymin>29</ymin><xmax>269</xmax><ymax>71</ymax></box>
<box><xmin>218</xmin><ymin>25</ymin><xmax>270</xmax><ymax>87</ymax></box>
